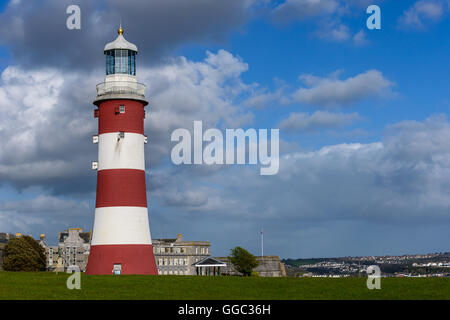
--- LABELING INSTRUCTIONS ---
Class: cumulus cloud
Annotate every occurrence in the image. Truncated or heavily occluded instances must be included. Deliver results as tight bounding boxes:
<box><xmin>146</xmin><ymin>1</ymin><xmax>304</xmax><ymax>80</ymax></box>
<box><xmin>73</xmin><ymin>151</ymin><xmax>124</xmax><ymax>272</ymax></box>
<box><xmin>314</xmin><ymin>23</ymin><xmax>351</xmax><ymax>42</ymax></box>
<box><xmin>278</xmin><ymin>111</ymin><xmax>360</xmax><ymax>132</ymax></box>
<box><xmin>0</xmin><ymin>0</ymin><xmax>257</xmax><ymax>70</ymax></box>
<box><xmin>292</xmin><ymin>70</ymin><xmax>394</xmax><ymax>107</ymax></box>
<box><xmin>352</xmin><ymin>29</ymin><xmax>369</xmax><ymax>46</ymax></box>
<box><xmin>0</xmin><ymin>194</ymin><xmax>91</xmax><ymax>235</ymax></box>
<box><xmin>270</xmin><ymin>0</ymin><xmax>376</xmax><ymax>44</ymax></box>
<box><xmin>0</xmin><ymin>50</ymin><xmax>255</xmax><ymax>193</ymax></box>
<box><xmin>271</xmin><ymin>0</ymin><xmax>339</xmax><ymax>23</ymax></box>
<box><xmin>142</xmin><ymin>115</ymin><xmax>450</xmax><ymax>256</ymax></box>
<box><xmin>151</xmin><ymin>114</ymin><xmax>450</xmax><ymax>224</ymax></box>
<box><xmin>398</xmin><ymin>0</ymin><xmax>447</xmax><ymax>29</ymax></box>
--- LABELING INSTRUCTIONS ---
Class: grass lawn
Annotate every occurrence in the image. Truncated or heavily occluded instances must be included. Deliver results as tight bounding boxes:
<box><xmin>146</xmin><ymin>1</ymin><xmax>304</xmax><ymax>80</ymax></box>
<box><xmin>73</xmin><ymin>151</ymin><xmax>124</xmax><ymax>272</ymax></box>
<box><xmin>0</xmin><ymin>272</ymin><xmax>449</xmax><ymax>300</ymax></box>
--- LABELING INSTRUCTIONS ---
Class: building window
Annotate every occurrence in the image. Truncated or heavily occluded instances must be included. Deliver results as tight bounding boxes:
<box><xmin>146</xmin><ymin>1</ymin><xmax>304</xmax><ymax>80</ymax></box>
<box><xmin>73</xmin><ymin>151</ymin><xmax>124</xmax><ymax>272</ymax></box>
<box><xmin>119</xmin><ymin>105</ymin><xmax>125</xmax><ymax>113</ymax></box>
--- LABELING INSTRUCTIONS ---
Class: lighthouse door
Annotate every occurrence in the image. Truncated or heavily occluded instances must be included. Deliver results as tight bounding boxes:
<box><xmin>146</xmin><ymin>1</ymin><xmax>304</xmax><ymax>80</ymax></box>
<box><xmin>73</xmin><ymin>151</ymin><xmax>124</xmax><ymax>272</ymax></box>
<box><xmin>113</xmin><ymin>264</ymin><xmax>122</xmax><ymax>275</ymax></box>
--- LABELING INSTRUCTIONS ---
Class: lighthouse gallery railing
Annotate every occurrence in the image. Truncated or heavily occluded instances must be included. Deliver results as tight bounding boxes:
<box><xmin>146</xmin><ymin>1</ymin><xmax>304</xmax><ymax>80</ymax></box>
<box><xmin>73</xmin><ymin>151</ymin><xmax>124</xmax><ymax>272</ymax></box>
<box><xmin>96</xmin><ymin>81</ymin><xmax>146</xmax><ymax>98</ymax></box>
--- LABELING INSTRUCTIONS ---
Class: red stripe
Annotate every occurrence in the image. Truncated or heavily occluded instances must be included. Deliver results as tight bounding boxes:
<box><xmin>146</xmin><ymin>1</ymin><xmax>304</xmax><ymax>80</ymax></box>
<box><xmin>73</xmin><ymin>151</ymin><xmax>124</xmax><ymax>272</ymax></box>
<box><xmin>85</xmin><ymin>244</ymin><xmax>158</xmax><ymax>275</ymax></box>
<box><xmin>96</xmin><ymin>169</ymin><xmax>147</xmax><ymax>208</ymax></box>
<box><xmin>98</xmin><ymin>99</ymin><xmax>145</xmax><ymax>134</ymax></box>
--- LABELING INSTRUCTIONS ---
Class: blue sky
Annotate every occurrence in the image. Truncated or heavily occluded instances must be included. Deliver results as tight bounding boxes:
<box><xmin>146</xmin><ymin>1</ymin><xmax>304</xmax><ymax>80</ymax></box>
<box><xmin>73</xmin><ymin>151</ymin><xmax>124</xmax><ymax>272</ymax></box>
<box><xmin>0</xmin><ymin>0</ymin><xmax>449</xmax><ymax>259</ymax></box>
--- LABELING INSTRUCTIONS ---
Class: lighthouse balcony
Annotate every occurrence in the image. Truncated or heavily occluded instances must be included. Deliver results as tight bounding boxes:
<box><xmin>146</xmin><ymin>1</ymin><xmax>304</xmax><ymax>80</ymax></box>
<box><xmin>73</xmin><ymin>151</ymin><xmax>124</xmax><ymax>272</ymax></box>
<box><xmin>96</xmin><ymin>81</ymin><xmax>146</xmax><ymax>98</ymax></box>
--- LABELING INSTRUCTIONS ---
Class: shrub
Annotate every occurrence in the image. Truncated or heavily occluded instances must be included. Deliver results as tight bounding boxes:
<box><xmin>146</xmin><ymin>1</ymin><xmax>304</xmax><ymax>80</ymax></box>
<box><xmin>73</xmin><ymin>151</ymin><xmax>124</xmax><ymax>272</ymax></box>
<box><xmin>3</xmin><ymin>236</ymin><xmax>46</xmax><ymax>271</ymax></box>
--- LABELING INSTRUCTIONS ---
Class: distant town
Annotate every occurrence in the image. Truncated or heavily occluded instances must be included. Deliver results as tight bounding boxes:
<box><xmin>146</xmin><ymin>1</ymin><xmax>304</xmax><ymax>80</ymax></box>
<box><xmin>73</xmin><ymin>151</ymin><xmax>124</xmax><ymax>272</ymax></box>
<box><xmin>283</xmin><ymin>253</ymin><xmax>450</xmax><ymax>278</ymax></box>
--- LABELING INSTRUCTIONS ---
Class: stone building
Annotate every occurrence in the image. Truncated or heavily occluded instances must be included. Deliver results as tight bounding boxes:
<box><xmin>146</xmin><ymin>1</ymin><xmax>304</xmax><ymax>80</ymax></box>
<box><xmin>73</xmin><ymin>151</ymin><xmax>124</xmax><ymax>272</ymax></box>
<box><xmin>215</xmin><ymin>256</ymin><xmax>286</xmax><ymax>277</ymax></box>
<box><xmin>40</xmin><ymin>228</ymin><xmax>92</xmax><ymax>272</ymax></box>
<box><xmin>152</xmin><ymin>234</ymin><xmax>212</xmax><ymax>275</ymax></box>
<box><xmin>0</xmin><ymin>233</ymin><xmax>18</xmax><ymax>270</ymax></box>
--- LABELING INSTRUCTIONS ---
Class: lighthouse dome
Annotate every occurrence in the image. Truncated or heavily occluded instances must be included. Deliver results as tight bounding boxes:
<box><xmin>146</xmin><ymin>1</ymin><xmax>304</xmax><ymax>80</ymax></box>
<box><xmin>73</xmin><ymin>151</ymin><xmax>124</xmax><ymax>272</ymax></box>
<box><xmin>103</xmin><ymin>27</ymin><xmax>138</xmax><ymax>76</ymax></box>
<box><xmin>104</xmin><ymin>27</ymin><xmax>138</xmax><ymax>52</ymax></box>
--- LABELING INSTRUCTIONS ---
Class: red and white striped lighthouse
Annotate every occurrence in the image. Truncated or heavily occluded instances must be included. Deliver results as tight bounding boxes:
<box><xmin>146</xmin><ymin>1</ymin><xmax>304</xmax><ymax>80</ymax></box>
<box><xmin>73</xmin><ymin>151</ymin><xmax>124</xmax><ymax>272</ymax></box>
<box><xmin>85</xmin><ymin>27</ymin><xmax>157</xmax><ymax>275</ymax></box>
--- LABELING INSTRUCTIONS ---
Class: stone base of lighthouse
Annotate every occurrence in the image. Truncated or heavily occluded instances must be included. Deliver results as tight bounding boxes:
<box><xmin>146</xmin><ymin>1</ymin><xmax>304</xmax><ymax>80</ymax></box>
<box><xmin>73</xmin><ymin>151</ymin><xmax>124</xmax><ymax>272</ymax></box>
<box><xmin>86</xmin><ymin>244</ymin><xmax>157</xmax><ymax>275</ymax></box>
<box><xmin>85</xmin><ymin>203</ymin><xmax>158</xmax><ymax>275</ymax></box>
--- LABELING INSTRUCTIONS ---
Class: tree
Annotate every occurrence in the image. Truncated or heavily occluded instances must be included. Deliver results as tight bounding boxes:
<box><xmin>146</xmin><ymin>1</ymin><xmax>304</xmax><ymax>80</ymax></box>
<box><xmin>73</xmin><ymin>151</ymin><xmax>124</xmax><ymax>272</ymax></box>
<box><xmin>3</xmin><ymin>236</ymin><xmax>46</xmax><ymax>271</ymax></box>
<box><xmin>229</xmin><ymin>246</ymin><xmax>259</xmax><ymax>277</ymax></box>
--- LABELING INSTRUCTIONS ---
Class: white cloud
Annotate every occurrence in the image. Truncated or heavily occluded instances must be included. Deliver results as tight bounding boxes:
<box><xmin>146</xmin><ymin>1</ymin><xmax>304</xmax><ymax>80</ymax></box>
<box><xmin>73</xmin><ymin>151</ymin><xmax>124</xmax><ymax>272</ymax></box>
<box><xmin>270</xmin><ymin>0</ymin><xmax>376</xmax><ymax>45</ymax></box>
<box><xmin>271</xmin><ymin>0</ymin><xmax>340</xmax><ymax>23</ymax></box>
<box><xmin>398</xmin><ymin>0</ymin><xmax>447</xmax><ymax>29</ymax></box>
<box><xmin>0</xmin><ymin>194</ymin><xmax>91</xmax><ymax>234</ymax></box>
<box><xmin>352</xmin><ymin>30</ymin><xmax>369</xmax><ymax>46</ymax></box>
<box><xmin>315</xmin><ymin>23</ymin><xmax>351</xmax><ymax>42</ymax></box>
<box><xmin>278</xmin><ymin>111</ymin><xmax>360</xmax><ymax>132</ymax></box>
<box><xmin>0</xmin><ymin>50</ymin><xmax>255</xmax><ymax>191</ymax></box>
<box><xmin>292</xmin><ymin>70</ymin><xmax>394</xmax><ymax>107</ymax></box>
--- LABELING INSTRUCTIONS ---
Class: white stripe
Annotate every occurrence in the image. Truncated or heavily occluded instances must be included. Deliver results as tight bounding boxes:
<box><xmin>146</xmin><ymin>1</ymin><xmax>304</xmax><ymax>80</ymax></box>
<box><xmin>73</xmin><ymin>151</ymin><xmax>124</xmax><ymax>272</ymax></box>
<box><xmin>98</xmin><ymin>132</ymin><xmax>145</xmax><ymax>171</ymax></box>
<box><xmin>91</xmin><ymin>206</ymin><xmax>152</xmax><ymax>245</ymax></box>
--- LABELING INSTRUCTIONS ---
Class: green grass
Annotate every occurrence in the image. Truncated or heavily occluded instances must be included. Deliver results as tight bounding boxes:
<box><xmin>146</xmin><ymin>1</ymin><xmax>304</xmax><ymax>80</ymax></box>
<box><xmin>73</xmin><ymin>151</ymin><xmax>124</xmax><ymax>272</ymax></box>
<box><xmin>0</xmin><ymin>272</ymin><xmax>449</xmax><ymax>300</ymax></box>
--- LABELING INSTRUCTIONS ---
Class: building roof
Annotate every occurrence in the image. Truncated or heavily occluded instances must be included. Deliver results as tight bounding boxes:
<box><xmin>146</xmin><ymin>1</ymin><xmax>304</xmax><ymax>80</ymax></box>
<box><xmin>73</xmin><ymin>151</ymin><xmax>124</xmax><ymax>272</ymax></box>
<box><xmin>0</xmin><ymin>233</ymin><xmax>15</xmax><ymax>244</ymax></box>
<box><xmin>153</xmin><ymin>238</ymin><xmax>178</xmax><ymax>243</ymax></box>
<box><xmin>193</xmin><ymin>257</ymin><xmax>227</xmax><ymax>267</ymax></box>
<box><xmin>59</xmin><ymin>231</ymin><xmax>91</xmax><ymax>243</ymax></box>
<box><xmin>104</xmin><ymin>28</ymin><xmax>138</xmax><ymax>52</ymax></box>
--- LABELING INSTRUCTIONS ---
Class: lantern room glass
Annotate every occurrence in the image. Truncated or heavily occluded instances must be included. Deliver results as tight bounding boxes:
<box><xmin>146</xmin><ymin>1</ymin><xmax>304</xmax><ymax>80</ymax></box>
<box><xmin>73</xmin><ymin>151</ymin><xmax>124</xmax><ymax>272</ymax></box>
<box><xmin>105</xmin><ymin>49</ymin><xmax>136</xmax><ymax>76</ymax></box>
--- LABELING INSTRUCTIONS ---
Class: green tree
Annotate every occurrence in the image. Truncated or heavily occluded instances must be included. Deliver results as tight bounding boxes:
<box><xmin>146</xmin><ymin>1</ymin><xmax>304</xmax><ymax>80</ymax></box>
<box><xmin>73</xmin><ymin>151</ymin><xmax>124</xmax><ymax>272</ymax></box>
<box><xmin>3</xmin><ymin>236</ymin><xmax>46</xmax><ymax>271</ymax></box>
<box><xmin>229</xmin><ymin>246</ymin><xmax>259</xmax><ymax>277</ymax></box>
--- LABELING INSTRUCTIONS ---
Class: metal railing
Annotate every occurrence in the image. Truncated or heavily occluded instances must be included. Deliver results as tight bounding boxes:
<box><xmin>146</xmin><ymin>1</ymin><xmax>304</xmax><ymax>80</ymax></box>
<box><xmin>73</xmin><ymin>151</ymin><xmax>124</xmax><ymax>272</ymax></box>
<box><xmin>96</xmin><ymin>81</ymin><xmax>146</xmax><ymax>98</ymax></box>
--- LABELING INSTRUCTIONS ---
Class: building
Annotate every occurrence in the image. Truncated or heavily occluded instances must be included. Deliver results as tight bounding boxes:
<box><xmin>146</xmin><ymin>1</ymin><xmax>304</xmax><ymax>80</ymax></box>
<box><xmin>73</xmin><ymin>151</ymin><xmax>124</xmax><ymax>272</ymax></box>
<box><xmin>193</xmin><ymin>257</ymin><xmax>227</xmax><ymax>276</ymax></box>
<box><xmin>215</xmin><ymin>256</ymin><xmax>287</xmax><ymax>277</ymax></box>
<box><xmin>0</xmin><ymin>233</ymin><xmax>37</xmax><ymax>271</ymax></box>
<box><xmin>0</xmin><ymin>233</ymin><xmax>16</xmax><ymax>270</ymax></box>
<box><xmin>86</xmin><ymin>26</ymin><xmax>157</xmax><ymax>275</ymax></box>
<box><xmin>40</xmin><ymin>228</ymin><xmax>92</xmax><ymax>272</ymax></box>
<box><xmin>152</xmin><ymin>234</ymin><xmax>212</xmax><ymax>275</ymax></box>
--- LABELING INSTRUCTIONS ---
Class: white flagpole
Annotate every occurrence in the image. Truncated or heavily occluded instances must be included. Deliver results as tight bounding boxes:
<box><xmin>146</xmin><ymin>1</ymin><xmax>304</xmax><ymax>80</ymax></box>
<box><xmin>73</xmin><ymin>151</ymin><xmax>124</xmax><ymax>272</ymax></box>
<box><xmin>261</xmin><ymin>228</ymin><xmax>264</xmax><ymax>259</ymax></box>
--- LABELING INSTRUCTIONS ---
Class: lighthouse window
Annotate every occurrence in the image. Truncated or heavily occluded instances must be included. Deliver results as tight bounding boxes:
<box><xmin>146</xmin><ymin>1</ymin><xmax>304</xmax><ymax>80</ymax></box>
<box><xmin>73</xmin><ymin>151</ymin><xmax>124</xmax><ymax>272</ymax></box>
<box><xmin>105</xmin><ymin>49</ymin><xmax>136</xmax><ymax>75</ymax></box>
<box><xmin>114</xmin><ymin>49</ymin><xmax>127</xmax><ymax>74</ymax></box>
<box><xmin>119</xmin><ymin>105</ymin><xmax>125</xmax><ymax>113</ymax></box>
<box><xmin>105</xmin><ymin>50</ymin><xmax>115</xmax><ymax>75</ymax></box>
<box><xmin>128</xmin><ymin>51</ymin><xmax>136</xmax><ymax>76</ymax></box>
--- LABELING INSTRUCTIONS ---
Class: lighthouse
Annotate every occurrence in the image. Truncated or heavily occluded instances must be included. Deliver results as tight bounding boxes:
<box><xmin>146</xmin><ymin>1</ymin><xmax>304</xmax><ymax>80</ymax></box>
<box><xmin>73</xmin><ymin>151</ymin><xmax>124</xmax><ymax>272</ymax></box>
<box><xmin>85</xmin><ymin>27</ymin><xmax>157</xmax><ymax>275</ymax></box>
